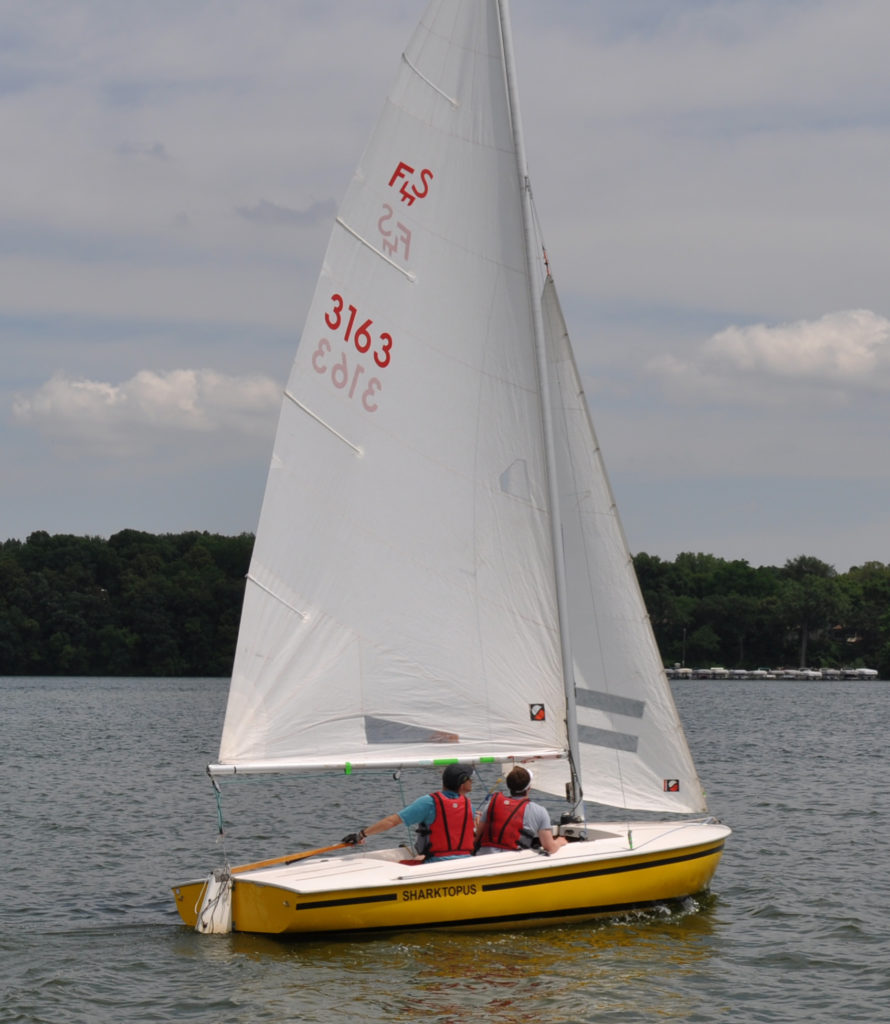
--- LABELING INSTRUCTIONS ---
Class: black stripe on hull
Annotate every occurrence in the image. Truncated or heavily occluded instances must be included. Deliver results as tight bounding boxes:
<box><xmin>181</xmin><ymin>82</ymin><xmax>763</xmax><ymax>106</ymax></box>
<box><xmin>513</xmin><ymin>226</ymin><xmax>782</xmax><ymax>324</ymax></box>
<box><xmin>271</xmin><ymin>893</ymin><xmax>702</xmax><ymax>940</ymax></box>
<box><xmin>482</xmin><ymin>840</ymin><xmax>725</xmax><ymax>894</ymax></box>
<box><xmin>295</xmin><ymin>891</ymin><xmax>398</xmax><ymax>911</ymax></box>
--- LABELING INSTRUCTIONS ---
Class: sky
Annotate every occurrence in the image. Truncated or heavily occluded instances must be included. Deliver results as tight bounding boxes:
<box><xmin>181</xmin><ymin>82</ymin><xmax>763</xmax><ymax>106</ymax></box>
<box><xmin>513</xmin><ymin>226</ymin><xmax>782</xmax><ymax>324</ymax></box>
<box><xmin>3</xmin><ymin>0</ymin><xmax>890</xmax><ymax>572</ymax></box>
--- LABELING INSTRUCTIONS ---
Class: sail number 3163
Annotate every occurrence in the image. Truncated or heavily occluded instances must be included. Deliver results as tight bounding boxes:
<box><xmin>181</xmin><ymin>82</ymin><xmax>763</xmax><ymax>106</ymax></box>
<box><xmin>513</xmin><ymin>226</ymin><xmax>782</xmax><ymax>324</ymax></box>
<box><xmin>310</xmin><ymin>293</ymin><xmax>392</xmax><ymax>413</ymax></box>
<box><xmin>324</xmin><ymin>294</ymin><xmax>392</xmax><ymax>368</ymax></box>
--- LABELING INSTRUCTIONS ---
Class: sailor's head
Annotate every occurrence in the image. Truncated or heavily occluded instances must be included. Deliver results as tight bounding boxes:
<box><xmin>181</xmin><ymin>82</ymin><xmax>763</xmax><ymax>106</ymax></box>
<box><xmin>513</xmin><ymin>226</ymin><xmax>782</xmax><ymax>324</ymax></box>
<box><xmin>506</xmin><ymin>765</ymin><xmax>533</xmax><ymax>795</ymax></box>
<box><xmin>442</xmin><ymin>764</ymin><xmax>473</xmax><ymax>792</ymax></box>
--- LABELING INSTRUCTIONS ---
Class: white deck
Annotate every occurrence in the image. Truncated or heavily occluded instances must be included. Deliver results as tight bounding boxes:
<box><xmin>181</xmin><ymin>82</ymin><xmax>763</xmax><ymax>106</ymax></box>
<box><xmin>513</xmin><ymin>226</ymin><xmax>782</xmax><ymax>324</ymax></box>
<box><xmin>235</xmin><ymin>819</ymin><xmax>729</xmax><ymax>895</ymax></box>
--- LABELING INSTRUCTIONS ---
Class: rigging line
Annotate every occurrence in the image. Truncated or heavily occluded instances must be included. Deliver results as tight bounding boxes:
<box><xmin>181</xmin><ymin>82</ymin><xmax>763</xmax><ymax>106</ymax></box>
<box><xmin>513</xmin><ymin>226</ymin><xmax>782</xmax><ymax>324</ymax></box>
<box><xmin>401</xmin><ymin>52</ymin><xmax>459</xmax><ymax>106</ymax></box>
<box><xmin>206</xmin><ymin>767</ymin><xmax>231</xmax><ymax>872</ymax></box>
<box><xmin>527</xmin><ymin>190</ymin><xmax>550</xmax><ymax>278</ymax></box>
<box><xmin>472</xmin><ymin>767</ymin><xmax>505</xmax><ymax>830</ymax></box>
<box><xmin>283</xmin><ymin>389</ymin><xmax>363</xmax><ymax>456</ymax></box>
<box><xmin>207</xmin><ymin>767</ymin><xmax>225</xmax><ymax>836</ymax></box>
<box><xmin>392</xmin><ymin>769</ymin><xmax>417</xmax><ymax>855</ymax></box>
<box><xmin>245</xmin><ymin>570</ymin><xmax>309</xmax><ymax>620</ymax></box>
<box><xmin>335</xmin><ymin>218</ymin><xmax>417</xmax><ymax>281</ymax></box>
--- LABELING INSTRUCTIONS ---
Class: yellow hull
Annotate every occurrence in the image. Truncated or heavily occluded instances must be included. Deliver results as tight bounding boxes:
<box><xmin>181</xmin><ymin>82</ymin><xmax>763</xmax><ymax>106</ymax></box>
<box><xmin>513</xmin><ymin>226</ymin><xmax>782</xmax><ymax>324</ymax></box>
<box><xmin>173</xmin><ymin>823</ymin><xmax>728</xmax><ymax>937</ymax></box>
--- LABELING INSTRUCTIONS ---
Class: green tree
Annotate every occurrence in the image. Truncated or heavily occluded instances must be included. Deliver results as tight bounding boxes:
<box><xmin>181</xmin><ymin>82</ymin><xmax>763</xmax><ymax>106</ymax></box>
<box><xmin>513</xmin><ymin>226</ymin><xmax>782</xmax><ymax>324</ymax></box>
<box><xmin>776</xmin><ymin>556</ymin><xmax>847</xmax><ymax>668</ymax></box>
<box><xmin>0</xmin><ymin>531</ymin><xmax>252</xmax><ymax>676</ymax></box>
<box><xmin>840</xmin><ymin>562</ymin><xmax>890</xmax><ymax>674</ymax></box>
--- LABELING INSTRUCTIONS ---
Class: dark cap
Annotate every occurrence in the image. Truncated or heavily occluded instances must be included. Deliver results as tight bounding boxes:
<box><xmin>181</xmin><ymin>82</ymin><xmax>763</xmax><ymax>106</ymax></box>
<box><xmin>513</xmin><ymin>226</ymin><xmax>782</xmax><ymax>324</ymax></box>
<box><xmin>442</xmin><ymin>764</ymin><xmax>472</xmax><ymax>791</ymax></box>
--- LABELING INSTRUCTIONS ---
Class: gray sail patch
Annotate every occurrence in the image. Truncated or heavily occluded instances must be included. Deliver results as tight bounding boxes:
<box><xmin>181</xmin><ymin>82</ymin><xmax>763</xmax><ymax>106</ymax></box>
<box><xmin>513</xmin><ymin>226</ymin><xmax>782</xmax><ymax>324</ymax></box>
<box><xmin>364</xmin><ymin>716</ymin><xmax>458</xmax><ymax>744</ymax></box>
<box><xmin>578</xmin><ymin>725</ymin><xmax>639</xmax><ymax>753</ymax></box>
<box><xmin>575</xmin><ymin>689</ymin><xmax>645</xmax><ymax>719</ymax></box>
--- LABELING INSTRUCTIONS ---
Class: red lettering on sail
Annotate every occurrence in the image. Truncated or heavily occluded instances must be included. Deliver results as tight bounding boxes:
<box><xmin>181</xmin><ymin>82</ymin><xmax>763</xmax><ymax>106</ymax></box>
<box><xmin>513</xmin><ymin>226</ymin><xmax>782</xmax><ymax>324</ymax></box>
<box><xmin>388</xmin><ymin>161</ymin><xmax>414</xmax><ymax>188</ymax></box>
<box><xmin>312</xmin><ymin>293</ymin><xmax>392</xmax><ymax>410</ymax></box>
<box><xmin>311</xmin><ymin>338</ymin><xmax>382</xmax><ymax>412</ymax></box>
<box><xmin>388</xmin><ymin>162</ymin><xmax>434</xmax><ymax>206</ymax></box>
<box><xmin>378</xmin><ymin>203</ymin><xmax>412</xmax><ymax>260</ymax></box>
<box><xmin>322</xmin><ymin>293</ymin><xmax>392</xmax><ymax>369</ymax></box>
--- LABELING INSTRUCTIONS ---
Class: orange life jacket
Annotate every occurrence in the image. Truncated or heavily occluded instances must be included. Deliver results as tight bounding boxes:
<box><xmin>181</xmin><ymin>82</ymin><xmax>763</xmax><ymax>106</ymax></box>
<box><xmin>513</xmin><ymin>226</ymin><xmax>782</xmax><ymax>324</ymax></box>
<box><xmin>424</xmin><ymin>791</ymin><xmax>474</xmax><ymax>858</ymax></box>
<box><xmin>479</xmin><ymin>792</ymin><xmax>530</xmax><ymax>850</ymax></box>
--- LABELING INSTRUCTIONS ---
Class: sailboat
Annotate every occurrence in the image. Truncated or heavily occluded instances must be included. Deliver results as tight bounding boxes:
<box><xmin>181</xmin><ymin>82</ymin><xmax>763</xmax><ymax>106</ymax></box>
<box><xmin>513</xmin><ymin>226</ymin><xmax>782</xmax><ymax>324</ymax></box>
<box><xmin>172</xmin><ymin>0</ymin><xmax>729</xmax><ymax>937</ymax></box>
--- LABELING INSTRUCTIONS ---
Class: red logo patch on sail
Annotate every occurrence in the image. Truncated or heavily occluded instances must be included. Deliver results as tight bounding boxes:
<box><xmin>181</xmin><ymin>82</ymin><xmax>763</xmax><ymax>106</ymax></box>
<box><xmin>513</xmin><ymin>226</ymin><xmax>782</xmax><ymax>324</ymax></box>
<box><xmin>529</xmin><ymin>704</ymin><xmax>546</xmax><ymax>721</ymax></box>
<box><xmin>663</xmin><ymin>779</ymin><xmax>680</xmax><ymax>792</ymax></box>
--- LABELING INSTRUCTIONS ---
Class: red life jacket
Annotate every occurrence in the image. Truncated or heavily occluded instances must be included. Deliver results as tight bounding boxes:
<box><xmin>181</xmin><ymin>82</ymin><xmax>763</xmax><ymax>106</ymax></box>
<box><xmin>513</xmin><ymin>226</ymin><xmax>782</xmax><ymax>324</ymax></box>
<box><xmin>425</xmin><ymin>791</ymin><xmax>474</xmax><ymax>858</ymax></box>
<box><xmin>480</xmin><ymin>792</ymin><xmax>530</xmax><ymax>850</ymax></box>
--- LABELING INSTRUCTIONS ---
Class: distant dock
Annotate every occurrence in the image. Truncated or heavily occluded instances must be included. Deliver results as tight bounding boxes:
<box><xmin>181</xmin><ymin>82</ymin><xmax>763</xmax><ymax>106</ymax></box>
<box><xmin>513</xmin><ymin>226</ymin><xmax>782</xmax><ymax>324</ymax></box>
<box><xmin>666</xmin><ymin>666</ymin><xmax>880</xmax><ymax>681</ymax></box>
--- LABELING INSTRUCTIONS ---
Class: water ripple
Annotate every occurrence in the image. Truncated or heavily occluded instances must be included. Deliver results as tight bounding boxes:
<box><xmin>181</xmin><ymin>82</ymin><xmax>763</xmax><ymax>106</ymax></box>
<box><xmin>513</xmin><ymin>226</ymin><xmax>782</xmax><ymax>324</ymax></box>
<box><xmin>2</xmin><ymin>677</ymin><xmax>889</xmax><ymax>1024</ymax></box>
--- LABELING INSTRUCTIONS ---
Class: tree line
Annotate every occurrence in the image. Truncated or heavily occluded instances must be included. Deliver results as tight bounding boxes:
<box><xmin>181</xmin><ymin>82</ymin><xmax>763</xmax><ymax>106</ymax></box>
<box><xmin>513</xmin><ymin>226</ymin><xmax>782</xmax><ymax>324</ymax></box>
<box><xmin>0</xmin><ymin>530</ymin><xmax>252</xmax><ymax>676</ymax></box>
<box><xmin>1</xmin><ymin>532</ymin><xmax>888</xmax><ymax>678</ymax></box>
<box><xmin>634</xmin><ymin>551</ymin><xmax>890</xmax><ymax>677</ymax></box>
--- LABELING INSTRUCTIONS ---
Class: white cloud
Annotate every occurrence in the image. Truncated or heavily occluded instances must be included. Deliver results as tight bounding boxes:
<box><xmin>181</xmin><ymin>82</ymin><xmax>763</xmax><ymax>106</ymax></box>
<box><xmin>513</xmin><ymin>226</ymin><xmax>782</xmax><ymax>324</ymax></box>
<box><xmin>648</xmin><ymin>310</ymin><xmax>890</xmax><ymax>404</ymax></box>
<box><xmin>708</xmin><ymin>310</ymin><xmax>890</xmax><ymax>379</ymax></box>
<box><xmin>12</xmin><ymin>369</ymin><xmax>280</xmax><ymax>457</ymax></box>
<box><xmin>236</xmin><ymin>198</ymin><xmax>337</xmax><ymax>227</ymax></box>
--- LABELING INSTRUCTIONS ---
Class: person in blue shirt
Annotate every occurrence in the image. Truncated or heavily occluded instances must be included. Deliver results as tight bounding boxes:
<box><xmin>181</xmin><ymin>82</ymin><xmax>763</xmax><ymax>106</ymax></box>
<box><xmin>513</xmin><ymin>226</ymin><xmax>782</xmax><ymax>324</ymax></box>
<box><xmin>341</xmin><ymin>764</ymin><xmax>475</xmax><ymax>861</ymax></box>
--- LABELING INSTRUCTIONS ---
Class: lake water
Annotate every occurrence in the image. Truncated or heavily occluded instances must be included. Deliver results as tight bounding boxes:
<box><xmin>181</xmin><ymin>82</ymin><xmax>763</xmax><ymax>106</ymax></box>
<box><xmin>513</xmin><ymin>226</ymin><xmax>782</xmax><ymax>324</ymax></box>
<box><xmin>2</xmin><ymin>676</ymin><xmax>888</xmax><ymax>1024</ymax></box>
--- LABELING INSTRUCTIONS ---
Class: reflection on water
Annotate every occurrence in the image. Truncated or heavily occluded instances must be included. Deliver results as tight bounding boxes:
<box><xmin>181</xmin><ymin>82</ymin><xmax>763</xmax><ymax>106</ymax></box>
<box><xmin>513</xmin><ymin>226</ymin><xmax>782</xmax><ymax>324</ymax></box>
<box><xmin>165</xmin><ymin>899</ymin><xmax>721</xmax><ymax>1024</ymax></box>
<box><xmin>384</xmin><ymin>914</ymin><xmax>717</xmax><ymax>1023</ymax></box>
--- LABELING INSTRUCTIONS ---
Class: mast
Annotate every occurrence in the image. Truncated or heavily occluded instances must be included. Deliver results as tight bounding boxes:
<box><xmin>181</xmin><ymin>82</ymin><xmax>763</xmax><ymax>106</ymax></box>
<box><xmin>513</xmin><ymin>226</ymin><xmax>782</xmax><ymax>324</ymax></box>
<box><xmin>496</xmin><ymin>0</ymin><xmax>583</xmax><ymax>811</ymax></box>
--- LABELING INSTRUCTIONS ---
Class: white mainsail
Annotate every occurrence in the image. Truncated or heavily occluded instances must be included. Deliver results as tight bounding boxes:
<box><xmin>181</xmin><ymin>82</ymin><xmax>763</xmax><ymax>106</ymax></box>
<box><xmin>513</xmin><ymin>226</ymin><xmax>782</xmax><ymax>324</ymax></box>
<box><xmin>213</xmin><ymin>0</ymin><xmax>706</xmax><ymax>816</ymax></box>
<box><xmin>217</xmin><ymin>0</ymin><xmax>566</xmax><ymax>772</ymax></box>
